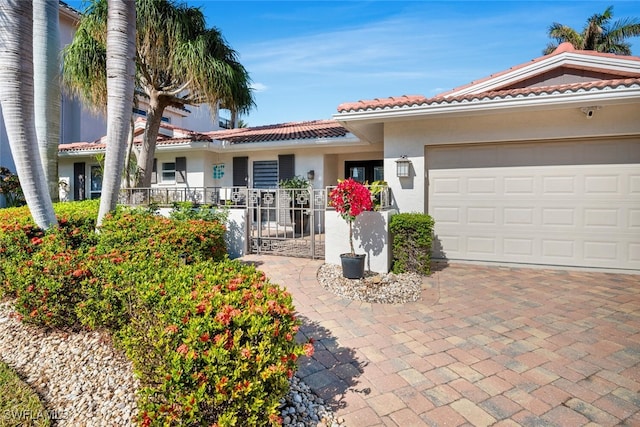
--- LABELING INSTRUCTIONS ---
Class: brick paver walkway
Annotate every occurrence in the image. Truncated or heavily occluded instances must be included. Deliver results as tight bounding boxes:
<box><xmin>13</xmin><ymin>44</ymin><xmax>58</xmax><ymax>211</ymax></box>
<box><xmin>240</xmin><ymin>255</ymin><xmax>640</xmax><ymax>427</ymax></box>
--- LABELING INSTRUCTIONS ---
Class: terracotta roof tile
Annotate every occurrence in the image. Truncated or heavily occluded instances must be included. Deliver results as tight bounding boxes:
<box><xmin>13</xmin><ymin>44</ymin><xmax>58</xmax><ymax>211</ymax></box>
<box><xmin>336</xmin><ymin>77</ymin><xmax>640</xmax><ymax>113</ymax></box>
<box><xmin>337</xmin><ymin>95</ymin><xmax>427</xmax><ymax>115</ymax></box>
<box><xmin>59</xmin><ymin>120</ymin><xmax>349</xmax><ymax>152</ymax></box>
<box><xmin>206</xmin><ymin>119</ymin><xmax>348</xmax><ymax>144</ymax></box>
<box><xmin>437</xmin><ymin>43</ymin><xmax>640</xmax><ymax>98</ymax></box>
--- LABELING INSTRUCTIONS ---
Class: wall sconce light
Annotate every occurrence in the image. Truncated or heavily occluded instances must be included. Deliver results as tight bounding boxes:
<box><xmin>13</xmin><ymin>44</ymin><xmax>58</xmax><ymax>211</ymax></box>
<box><xmin>395</xmin><ymin>156</ymin><xmax>411</xmax><ymax>178</ymax></box>
<box><xmin>307</xmin><ymin>170</ymin><xmax>315</xmax><ymax>181</ymax></box>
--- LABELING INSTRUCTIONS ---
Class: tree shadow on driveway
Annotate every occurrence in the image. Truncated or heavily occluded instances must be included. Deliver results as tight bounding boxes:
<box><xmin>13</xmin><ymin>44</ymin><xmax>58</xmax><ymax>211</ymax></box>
<box><xmin>295</xmin><ymin>315</ymin><xmax>369</xmax><ymax>411</ymax></box>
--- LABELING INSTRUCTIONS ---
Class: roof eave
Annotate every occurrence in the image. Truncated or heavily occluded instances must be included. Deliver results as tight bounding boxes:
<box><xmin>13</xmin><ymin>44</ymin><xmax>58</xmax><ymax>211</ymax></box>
<box><xmin>211</xmin><ymin>134</ymin><xmax>363</xmax><ymax>152</ymax></box>
<box><xmin>335</xmin><ymin>86</ymin><xmax>640</xmax><ymax>122</ymax></box>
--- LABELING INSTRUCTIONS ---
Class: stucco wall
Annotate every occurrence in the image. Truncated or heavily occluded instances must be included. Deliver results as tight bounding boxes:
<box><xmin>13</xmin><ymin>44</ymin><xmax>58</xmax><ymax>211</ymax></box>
<box><xmin>384</xmin><ymin>103</ymin><xmax>640</xmax><ymax>213</ymax></box>
<box><xmin>325</xmin><ymin>209</ymin><xmax>396</xmax><ymax>273</ymax></box>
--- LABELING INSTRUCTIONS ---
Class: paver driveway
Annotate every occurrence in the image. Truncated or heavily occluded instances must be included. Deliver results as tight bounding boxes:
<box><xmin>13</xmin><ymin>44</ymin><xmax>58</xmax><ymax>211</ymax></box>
<box><xmin>240</xmin><ymin>255</ymin><xmax>640</xmax><ymax>426</ymax></box>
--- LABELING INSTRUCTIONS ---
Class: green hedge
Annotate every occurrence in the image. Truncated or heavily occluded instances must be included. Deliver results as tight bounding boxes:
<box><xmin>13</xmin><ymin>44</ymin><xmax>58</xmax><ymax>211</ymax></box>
<box><xmin>389</xmin><ymin>212</ymin><xmax>435</xmax><ymax>275</ymax></box>
<box><xmin>0</xmin><ymin>201</ymin><xmax>310</xmax><ymax>426</ymax></box>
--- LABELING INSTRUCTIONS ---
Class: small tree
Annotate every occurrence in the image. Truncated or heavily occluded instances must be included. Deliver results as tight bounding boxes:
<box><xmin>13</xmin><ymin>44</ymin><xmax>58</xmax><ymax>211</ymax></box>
<box><xmin>328</xmin><ymin>178</ymin><xmax>373</xmax><ymax>256</ymax></box>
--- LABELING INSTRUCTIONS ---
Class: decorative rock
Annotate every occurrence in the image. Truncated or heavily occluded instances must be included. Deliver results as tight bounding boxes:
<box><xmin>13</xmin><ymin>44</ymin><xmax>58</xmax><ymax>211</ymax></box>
<box><xmin>317</xmin><ymin>263</ymin><xmax>422</xmax><ymax>304</ymax></box>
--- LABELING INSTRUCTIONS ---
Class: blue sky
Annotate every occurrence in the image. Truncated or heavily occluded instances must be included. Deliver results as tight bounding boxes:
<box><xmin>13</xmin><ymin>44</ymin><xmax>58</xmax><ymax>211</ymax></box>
<box><xmin>68</xmin><ymin>1</ymin><xmax>640</xmax><ymax>126</ymax></box>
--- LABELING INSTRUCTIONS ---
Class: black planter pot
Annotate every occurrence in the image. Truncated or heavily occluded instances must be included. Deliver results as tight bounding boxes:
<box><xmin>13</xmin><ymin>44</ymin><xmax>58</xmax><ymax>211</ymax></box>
<box><xmin>340</xmin><ymin>253</ymin><xmax>366</xmax><ymax>279</ymax></box>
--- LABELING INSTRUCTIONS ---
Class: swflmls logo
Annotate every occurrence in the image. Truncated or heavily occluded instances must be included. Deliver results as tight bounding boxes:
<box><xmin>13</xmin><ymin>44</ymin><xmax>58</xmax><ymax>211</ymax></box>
<box><xmin>2</xmin><ymin>409</ymin><xmax>68</xmax><ymax>421</ymax></box>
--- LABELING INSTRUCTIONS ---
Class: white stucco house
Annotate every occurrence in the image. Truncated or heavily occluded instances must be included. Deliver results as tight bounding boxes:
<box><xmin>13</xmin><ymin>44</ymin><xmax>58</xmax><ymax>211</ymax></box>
<box><xmin>51</xmin><ymin>42</ymin><xmax>640</xmax><ymax>273</ymax></box>
<box><xmin>335</xmin><ymin>43</ymin><xmax>640</xmax><ymax>272</ymax></box>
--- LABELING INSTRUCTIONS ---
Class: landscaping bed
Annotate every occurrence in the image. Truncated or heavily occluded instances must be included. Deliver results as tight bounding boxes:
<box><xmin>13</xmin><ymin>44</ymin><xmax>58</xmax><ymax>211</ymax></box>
<box><xmin>0</xmin><ymin>201</ymin><xmax>314</xmax><ymax>426</ymax></box>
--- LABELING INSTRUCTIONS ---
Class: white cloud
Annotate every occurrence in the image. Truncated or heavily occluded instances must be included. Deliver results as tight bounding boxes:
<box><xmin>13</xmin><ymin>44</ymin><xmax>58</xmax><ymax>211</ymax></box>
<box><xmin>250</xmin><ymin>82</ymin><xmax>268</xmax><ymax>92</ymax></box>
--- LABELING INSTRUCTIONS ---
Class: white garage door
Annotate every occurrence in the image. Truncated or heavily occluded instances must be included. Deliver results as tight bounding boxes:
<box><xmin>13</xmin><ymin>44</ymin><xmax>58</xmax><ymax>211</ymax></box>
<box><xmin>427</xmin><ymin>139</ymin><xmax>640</xmax><ymax>271</ymax></box>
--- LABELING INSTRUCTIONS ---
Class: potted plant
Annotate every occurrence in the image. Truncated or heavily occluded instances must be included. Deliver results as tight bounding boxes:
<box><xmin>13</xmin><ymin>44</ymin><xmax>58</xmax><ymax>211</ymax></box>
<box><xmin>328</xmin><ymin>178</ymin><xmax>373</xmax><ymax>278</ymax></box>
<box><xmin>278</xmin><ymin>176</ymin><xmax>310</xmax><ymax>236</ymax></box>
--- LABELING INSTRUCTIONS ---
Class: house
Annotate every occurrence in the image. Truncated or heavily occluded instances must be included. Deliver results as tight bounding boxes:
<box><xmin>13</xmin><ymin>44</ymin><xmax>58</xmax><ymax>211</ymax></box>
<box><xmin>59</xmin><ymin>43</ymin><xmax>640</xmax><ymax>273</ymax></box>
<box><xmin>57</xmin><ymin>118</ymin><xmax>377</xmax><ymax>199</ymax></box>
<box><xmin>334</xmin><ymin>43</ymin><xmax>640</xmax><ymax>272</ymax></box>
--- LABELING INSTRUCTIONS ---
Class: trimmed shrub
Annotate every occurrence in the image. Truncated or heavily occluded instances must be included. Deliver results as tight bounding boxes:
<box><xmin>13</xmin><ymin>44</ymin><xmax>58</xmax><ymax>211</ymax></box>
<box><xmin>389</xmin><ymin>212</ymin><xmax>435</xmax><ymax>275</ymax></box>
<box><xmin>118</xmin><ymin>259</ymin><xmax>311</xmax><ymax>426</ymax></box>
<box><xmin>1</xmin><ymin>200</ymin><xmax>100</xmax><ymax>326</ymax></box>
<box><xmin>96</xmin><ymin>209</ymin><xmax>227</xmax><ymax>265</ymax></box>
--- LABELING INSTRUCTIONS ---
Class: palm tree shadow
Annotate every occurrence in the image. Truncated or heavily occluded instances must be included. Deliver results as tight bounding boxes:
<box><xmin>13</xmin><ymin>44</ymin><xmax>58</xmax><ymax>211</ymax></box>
<box><xmin>295</xmin><ymin>315</ymin><xmax>369</xmax><ymax>411</ymax></box>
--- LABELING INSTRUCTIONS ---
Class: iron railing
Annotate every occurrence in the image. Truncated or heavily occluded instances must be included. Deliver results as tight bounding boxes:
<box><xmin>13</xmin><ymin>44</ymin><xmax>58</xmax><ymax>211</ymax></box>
<box><xmin>118</xmin><ymin>185</ymin><xmax>391</xmax><ymax>210</ymax></box>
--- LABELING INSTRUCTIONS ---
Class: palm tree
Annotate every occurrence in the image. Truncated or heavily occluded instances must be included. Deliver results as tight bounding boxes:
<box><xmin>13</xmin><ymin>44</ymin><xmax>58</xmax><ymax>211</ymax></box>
<box><xmin>62</xmin><ymin>0</ymin><xmax>254</xmax><ymax>188</ymax></box>
<box><xmin>0</xmin><ymin>0</ymin><xmax>57</xmax><ymax>229</ymax></box>
<box><xmin>96</xmin><ymin>0</ymin><xmax>136</xmax><ymax>227</ymax></box>
<box><xmin>544</xmin><ymin>6</ymin><xmax>640</xmax><ymax>55</ymax></box>
<box><xmin>33</xmin><ymin>0</ymin><xmax>61</xmax><ymax>202</ymax></box>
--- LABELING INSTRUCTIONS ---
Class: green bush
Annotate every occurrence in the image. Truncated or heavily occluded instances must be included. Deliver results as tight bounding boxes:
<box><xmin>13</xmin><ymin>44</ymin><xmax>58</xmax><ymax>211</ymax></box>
<box><xmin>389</xmin><ymin>212</ymin><xmax>435</xmax><ymax>275</ymax></box>
<box><xmin>169</xmin><ymin>201</ymin><xmax>229</xmax><ymax>223</ymax></box>
<box><xmin>96</xmin><ymin>209</ymin><xmax>227</xmax><ymax>266</ymax></box>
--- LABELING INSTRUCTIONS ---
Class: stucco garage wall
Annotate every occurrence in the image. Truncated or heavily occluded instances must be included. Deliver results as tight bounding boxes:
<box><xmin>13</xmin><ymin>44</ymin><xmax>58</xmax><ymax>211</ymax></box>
<box><xmin>382</xmin><ymin>104</ymin><xmax>640</xmax><ymax>271</ymax></box>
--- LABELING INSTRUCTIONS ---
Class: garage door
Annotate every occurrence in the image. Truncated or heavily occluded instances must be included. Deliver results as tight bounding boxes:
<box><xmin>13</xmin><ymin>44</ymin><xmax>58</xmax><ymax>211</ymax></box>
<box><xmin>427</xmin><ymin>139</ymin><xmax>640</xmax><ymax>271</ymax></box>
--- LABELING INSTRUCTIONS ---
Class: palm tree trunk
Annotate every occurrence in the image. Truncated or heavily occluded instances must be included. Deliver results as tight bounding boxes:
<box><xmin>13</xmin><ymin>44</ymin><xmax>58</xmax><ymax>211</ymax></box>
<box><xmin>135</xmin><ymin>93</ymin><xmax>167</xmax><ymax>188</ymax></box>
<box><xmin>96</xmin><ymin>0</ymin><xmax>136</xmax><ymax>227</ymax></box>
<box><xmin>33</xmin><ymin>0</ymin><xmax>61</xmax><ymax>202</ymax></box>
<box><xmin>123</xmin><ymin>115</ymin><xmax>135</xmax><ymax>188</ymax></box>
<box><xmin>0</xmin><ymin>0</ymin><xmax>57</xmax><ymax>229</ymax></box>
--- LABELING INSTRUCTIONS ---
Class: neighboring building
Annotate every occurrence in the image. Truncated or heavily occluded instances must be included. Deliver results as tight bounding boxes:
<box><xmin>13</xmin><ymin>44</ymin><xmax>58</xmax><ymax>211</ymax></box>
<box><xmin>0</xmin><ymin>1</ymin><xmax>233</xmax><ymax>189</ymax></box>
<box><xmin>335</xmin><ymin>43</ymin><xmax>640</xmax><ymax>271</ymax></box>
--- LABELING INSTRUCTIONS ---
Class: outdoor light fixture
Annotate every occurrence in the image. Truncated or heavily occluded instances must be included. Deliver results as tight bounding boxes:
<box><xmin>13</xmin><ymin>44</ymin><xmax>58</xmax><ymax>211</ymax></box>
<box><xmin>395</xmin><ymin>156</ymin><xmax>411</xmax><ymax>178</ymax></box>
<box><xmin>307</xmin><ymin>170</ymin><xmax>315</xmax><ymax>180</ymax></box>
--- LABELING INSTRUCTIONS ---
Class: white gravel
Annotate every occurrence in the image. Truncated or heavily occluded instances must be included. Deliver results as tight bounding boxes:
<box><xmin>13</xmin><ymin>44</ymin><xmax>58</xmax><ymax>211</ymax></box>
<box><xmin>317</xmin><ymin>264</ymin><xmax>423</xmax><ymax>304</ymax></box>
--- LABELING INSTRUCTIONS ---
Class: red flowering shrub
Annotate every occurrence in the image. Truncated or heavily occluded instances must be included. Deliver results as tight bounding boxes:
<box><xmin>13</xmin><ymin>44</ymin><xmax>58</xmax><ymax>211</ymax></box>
<box><xmin>117</xmin><ymin>259</ymin><xmax>311</xmax><ymax>426</ymax></box>
<box><xmin>96</xmin><ymin>209</ymin><xmax>227</xmax><ymax>265</ymax></box>
<box><xmin>1</xmin><ymin>201</ymin><xmax>311</xmax><ymax>425</ymax></box>
<box><xmin>328</xmin><ymin>178</ymin><xmax>373</xmax><ymax>255</ymax></box>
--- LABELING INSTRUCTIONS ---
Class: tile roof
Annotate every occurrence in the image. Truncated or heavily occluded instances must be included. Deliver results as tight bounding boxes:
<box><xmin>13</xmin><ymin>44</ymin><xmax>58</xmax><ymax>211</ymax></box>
<box><xmin>437</xmin><ymin>42</ymin><xmax>640</xmax><ymax>98</ymax></box>
<box><xmin>206</xmin><ymin>120</ymin><xmax>348</xmax><ymax>144</ymax></box>
<box><xmin>337</xmin><ymin>43</ymin><xmax>640</xmax><ymax>114</ymax></box>
<box><xmin>58</xmin><ymin>120</ymin><xmax>349</xmax><ymax>152</ymax></box>
<box><xmin>336</xmin><ymin>77</ymin><xmax>640</xmax><ymax>113</ymax></box>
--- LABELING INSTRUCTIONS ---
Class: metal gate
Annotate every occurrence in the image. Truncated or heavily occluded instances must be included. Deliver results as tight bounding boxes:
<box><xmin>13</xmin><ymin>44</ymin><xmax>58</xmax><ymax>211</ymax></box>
<box><xmin>248</xmin><ymin>188</ymin><xmax>325</xmax><ymax>259</ymax></box>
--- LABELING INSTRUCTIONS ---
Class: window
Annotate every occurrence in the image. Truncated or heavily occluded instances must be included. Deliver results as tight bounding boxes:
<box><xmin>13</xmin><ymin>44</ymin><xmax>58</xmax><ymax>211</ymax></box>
<box><xmin>90</xmin><ymin>165</ymin><xmax>102</xmax><ymax>199</ymax></box>
<box><xmin>162</xmin><ymin>162</ymin><xmax>176</xmax><ymax>183</ymax></box>
<box><xmin>133</xmin><ymin>107</ymin><xmax>171</xmax><ymax>123</ymax></box>
<box><xmin>253</xmin><ymin>160</ymin><xmax>278</xmax><ymax>189</ymax></box>
<box><xmin>345</xmin><ymin>160</ymin><xmax>384</xmax><ymax>183</ymax></box>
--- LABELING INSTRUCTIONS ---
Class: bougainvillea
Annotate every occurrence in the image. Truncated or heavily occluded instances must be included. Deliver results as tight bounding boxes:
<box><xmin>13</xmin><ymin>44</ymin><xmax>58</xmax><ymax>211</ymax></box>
<box><xmin>328</xmin><ymin>178</ymin><xmax>373</xmax><ymax>255</ymax></box>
